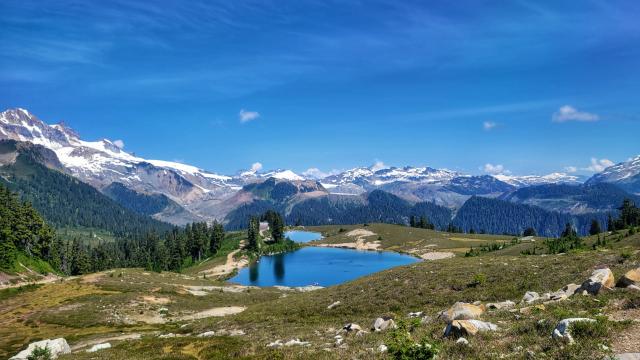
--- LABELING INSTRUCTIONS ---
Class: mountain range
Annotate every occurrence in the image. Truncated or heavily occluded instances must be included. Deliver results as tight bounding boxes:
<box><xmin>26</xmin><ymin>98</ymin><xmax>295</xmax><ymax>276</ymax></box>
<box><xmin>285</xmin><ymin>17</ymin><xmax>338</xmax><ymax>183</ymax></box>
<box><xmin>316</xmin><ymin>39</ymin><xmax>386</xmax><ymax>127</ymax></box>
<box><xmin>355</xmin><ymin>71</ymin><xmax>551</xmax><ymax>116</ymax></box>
<box><xmin>1</xmin><ymin>108</ymin><xmax>639</xmax><ymax>234</ymax></box>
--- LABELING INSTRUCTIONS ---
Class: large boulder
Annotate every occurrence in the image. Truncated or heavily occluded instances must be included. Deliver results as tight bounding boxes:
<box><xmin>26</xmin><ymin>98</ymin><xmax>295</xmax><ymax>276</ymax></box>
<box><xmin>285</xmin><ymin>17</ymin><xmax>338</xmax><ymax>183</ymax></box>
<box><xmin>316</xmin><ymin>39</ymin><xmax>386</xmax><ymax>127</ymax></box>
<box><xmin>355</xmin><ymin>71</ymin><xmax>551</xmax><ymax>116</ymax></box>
<box><xmin>618</xmin><ymin>268</ymin><xmax>640</xmax><ymax>288</ymax></box>
<box><xmin>579</xmin><ymin>268</ymin><xmax>615</xmax><ymax>295</ymax></box>
<box><xmin>439</xmin><ymin>302</ymin><xmax>485</xmax><ymax>323</ymax></box>
<box><xmin>444</xmin><ymin>320</ymin><xmax>498</xmax><ymax>337</ymax></box>
<box><xmin>522</xmin><ymin>291</ymin><xmax>541</xmax><ymax>304</ymax></box>
<box><xmin>552</xmin><ymin>318</ymin><xmax>596</xmax><ymax>344</ymax></box>
<box><xmin>561</xmin><ymin>283</ymin><xmax>580</xmax><ymax>297</ymax></box>
<box><xmin>342</xmin><ymin>323</ymin><xmax>363</xmax><ymax>333</ymax></box>
<box><xmin>10</xmin><ymin>338</ymin><xmax>71</xmax><ymax>359</ymax></box>
<box><xmin>372</xmin><ymin>317</ymin><xmax>396</xmax><ymax>332</ymax></box>
<box><xmin>487</xmin><ymin>300</ymin><xmax>515</xmax><ymax>310</ymax></box>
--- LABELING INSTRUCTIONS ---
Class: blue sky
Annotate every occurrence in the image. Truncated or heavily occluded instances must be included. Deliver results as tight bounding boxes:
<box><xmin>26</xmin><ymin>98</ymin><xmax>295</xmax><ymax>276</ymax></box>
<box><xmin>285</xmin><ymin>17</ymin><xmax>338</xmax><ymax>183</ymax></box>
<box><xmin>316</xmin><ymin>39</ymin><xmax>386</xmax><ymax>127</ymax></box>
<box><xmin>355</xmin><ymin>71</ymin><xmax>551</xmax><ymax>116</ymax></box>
<box><xmin>1</xmin><ymin>0</ymin><xmax>639</xmax><ymax>176</ymax></box>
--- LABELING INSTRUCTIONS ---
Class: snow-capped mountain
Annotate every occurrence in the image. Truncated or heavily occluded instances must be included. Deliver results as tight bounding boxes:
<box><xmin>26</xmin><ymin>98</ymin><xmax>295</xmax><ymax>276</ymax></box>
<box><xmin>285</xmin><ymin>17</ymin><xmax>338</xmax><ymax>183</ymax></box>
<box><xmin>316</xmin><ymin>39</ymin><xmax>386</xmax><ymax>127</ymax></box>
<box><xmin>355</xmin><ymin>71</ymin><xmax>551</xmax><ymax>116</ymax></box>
<box><xmin>494</xmin><ymin>173</ymin><xmax>584</xmax><ymax>187</ymax></box>
<box><xmin>0</xmin><ymin>108</ymin><xmax>239</xmax><ymax>214</ymax></box>
<box><xmin>586</xmin><ymin>155</ymin><xmax>640</xmax><ymax>194</ymax></box>
<box><xmin>321</xmin><ymin>166</ymin><xmax>459</xmax><ymax>190</ymax></box>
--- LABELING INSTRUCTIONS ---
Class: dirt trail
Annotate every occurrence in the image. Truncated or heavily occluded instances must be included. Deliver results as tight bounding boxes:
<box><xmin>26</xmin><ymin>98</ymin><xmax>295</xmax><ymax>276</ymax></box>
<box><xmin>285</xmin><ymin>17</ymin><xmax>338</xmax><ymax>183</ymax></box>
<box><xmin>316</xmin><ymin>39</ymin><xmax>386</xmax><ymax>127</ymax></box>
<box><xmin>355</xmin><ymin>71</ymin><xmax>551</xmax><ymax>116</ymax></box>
<box><xmin>178</xmin><ymin>306</ymin><xmax>246</xmax><ymax>321</ymax></box>
<box><xmin>0</xmin><ymin>273</ymin><xmax>62</xmax><ymax>290</ymax></box>
<box><xmin>70</xmin><ymin>333</ymin><xmax>144</xmax><ymax>351</ymax></box>
<box><xmin>199</xmin><ymin>241</ymin><xmax>248</xmax><ymax>277</ymax></box>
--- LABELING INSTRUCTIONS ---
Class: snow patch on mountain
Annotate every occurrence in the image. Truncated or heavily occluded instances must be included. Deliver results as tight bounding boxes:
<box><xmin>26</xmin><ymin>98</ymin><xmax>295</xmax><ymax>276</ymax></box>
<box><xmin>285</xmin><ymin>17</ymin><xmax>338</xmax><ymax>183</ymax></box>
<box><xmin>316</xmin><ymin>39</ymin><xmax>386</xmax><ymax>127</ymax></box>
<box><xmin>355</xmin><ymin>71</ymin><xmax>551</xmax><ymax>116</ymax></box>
<box><xmin>494</xmin><ymin>173</ymin><xmax>583</xmax><ymax>187</ymax></box>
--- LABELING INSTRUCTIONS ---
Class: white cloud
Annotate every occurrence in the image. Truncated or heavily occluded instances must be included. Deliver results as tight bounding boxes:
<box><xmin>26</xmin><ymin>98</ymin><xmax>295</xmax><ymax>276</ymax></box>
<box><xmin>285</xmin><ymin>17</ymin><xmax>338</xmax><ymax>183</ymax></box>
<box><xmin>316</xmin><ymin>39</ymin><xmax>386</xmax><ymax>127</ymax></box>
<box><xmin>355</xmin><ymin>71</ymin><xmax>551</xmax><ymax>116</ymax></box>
<box><xmin>239</xmin><ymin>109</ymin><xmax>260</xmax><ymax>123</ymax></box>
<box><xmin>564</xmin><ymin>166</ymin><xmax>578</xmax><ymax>173</ymax></box>
<box><xmin>302</xmin><ymin>167</ymin><xmax>340</xmax><ymax>179</ymax></box>
<box><xmin>583</xmin><ymin>158</ymin><xmax>614</xmax><ymax>172</ymax></box>
<box><xmin>370</xmin><ymin>161</ymin><xmax>388</xmax><ymax>172</ymax></box>
<box><xmin>250</xmin><ymin>162</ymin><xmax>263</xmax><ymax>172</ymax></box>
<box><xmin>552</xmin><ymin>105</ymin><xmax>599</xmax><ymax>123</ymax></box>
<box><xmin>113</xmin><ymin>139</ymin><xmax>125</xmax><ymax>149</ymax></box>
<box><xmin>482</xmin><ymin>163</ymin><xmax>510</xmax><ymax>175</ymax></box>
<box><xmin>483</xmin><ymin>121</ymin><xmax>497</xmax><ymax>131</ymax></box>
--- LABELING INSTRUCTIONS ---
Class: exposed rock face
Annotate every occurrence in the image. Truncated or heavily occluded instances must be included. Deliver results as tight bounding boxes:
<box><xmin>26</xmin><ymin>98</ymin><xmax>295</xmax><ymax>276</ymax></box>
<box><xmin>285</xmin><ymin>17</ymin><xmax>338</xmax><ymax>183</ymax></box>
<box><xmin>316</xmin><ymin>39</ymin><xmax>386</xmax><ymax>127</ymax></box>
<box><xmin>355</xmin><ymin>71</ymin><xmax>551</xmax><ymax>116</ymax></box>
<box><xmin>10</xmin><ymin>338</ymin><xmax>71</xmax><ymax>359</ymax></box>
<box><xmin>618</xmin><ymin>268</ymin><xmax>640</xmax><ymax>288</ymax></box>
<box><xmin>439</xmin><ymin>302</ymin><xmax>485</xmax><ymax>323</ymax></box>
<box><xmin>580</xmin><ymin>268</ymin><xmax>615</xmax><ymax>295</ymax></box>
<box><xmin>522</xmin><ymin>291</ymin><xmax>542</xmax><ymax>304</ymax></box>
<box><xmin>444</xmin><ymin>320</ymin><xmax>498</xmax><ymax>337</ymax></box>
<box><xmin>372</xmin><ymin>317</ymin><xmax>396</xmax><ymax>332</ymax></box>
<box><xmin>552</xmin><ymin>318</ymin><xmax>596</xmax><ymax>344</ymax></box>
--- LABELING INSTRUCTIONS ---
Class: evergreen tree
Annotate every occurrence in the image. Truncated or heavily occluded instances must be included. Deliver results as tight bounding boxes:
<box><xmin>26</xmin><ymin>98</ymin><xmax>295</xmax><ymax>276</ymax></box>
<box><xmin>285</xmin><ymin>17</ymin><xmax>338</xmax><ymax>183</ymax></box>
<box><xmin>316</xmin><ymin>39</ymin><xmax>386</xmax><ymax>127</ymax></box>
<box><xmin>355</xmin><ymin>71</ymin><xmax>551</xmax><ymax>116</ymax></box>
<box><xmin>589</xmin><ymin>219</ymin><xmax>602</xmax><ymax>236</ymax></box>
<box><xmin>523</xmin><ymin>227</ymin><xmax>536</xmax><ymax>237</ymax></box>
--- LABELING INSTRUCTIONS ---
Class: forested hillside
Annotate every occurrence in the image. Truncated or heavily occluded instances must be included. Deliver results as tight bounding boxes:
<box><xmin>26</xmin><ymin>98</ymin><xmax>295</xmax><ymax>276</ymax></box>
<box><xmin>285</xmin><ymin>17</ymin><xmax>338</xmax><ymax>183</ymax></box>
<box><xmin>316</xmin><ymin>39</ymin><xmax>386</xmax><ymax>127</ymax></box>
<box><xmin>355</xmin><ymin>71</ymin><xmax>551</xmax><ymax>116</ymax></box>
<box><xmin>0</xmin><ymin>144</ymin><xmax>172</xmax><ymax>236</ymax></box>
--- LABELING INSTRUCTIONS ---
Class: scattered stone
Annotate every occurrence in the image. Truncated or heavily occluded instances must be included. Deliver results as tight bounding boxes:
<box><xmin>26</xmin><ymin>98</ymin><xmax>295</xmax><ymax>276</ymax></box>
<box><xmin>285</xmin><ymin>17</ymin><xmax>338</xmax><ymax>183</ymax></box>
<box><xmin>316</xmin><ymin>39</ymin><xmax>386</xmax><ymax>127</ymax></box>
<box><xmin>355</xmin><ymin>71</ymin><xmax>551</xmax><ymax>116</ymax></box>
<box><xmin>456</xmin><ymin>337</ymin><xmax>470</xmax><ymax>346</ymax></box>
<box><xmin>372</xmin><ymin>317</ymin><xmax>396</xmax><ymax>332</ymax></box>
<box><xmin>378</xmin><ymin>344</ymin><xmax>388</xmax><ymax>353</ymax></box>
<box><xmin>439</xmin><ymin>302</ymin><xmax>485</xmax><ymax>323</ymax></box>
<box><xmin>579</xmin><ymin>268</ymin><xmax>615</xmax><ymax>295</ymax></box>
<box><xmin>618</xmin><ymin>268</ymin><xmax>640</xmax><ymax>288</ymax></box>
<box><xmin>444</xmin><ymin>320</ymin><xmax>498</xmax><ymax>337</ymax></box>
<box><xmin>87</xmin><ymin>343</ymin><xmax>111</xmax><ymax>353</ymax></box>
<box><xmin>562</xmin><ymin>283</ymin><xmax>580</xmax><ymax>297</ymax></box>
<box><xmin>334</xmin><ymin>335</ymin><xmax>344</xmax><ymax>346</ymax></box>
<box><xmin>627</xmin><ymin>285</ymin><xmax>640</xmax><ymax>292</ymax></box>
<box><xmin>522</xmin><ymin>291</ymin><xmax>541</xmax><ymax>304</ymax></box>
<box><xmin>342</xmin><ymin>323</ymin><xmax>362</xmax><ymax>333</ymax></box>
<box><xmin>487</xmin><ymin>300</ymin><xmax>515</xmax><ymax>310</ymax></box>
<box><xmin>267</xmin><ymin>340</ymin><xmax>283</xmax><ymax>348</ymax></box>
<box><xmin>197</xmin><ymin>331</ymin><xmax>216</xmax><ymax>338</ymax></box>
<box><xmin>517</xmin><ymin>304</ymin><xmax>545</xmax><ymax>315</ymax></box>
<box><xmin>552</xmin><ymin>318</ymin><xmax>596</xmax><ymax>344</ymax></box>
<box><xmin>327</xmin><ymin>301</ymin><xmax>341</xmax><ymax>310</ymax></box>
<box><xmin>408</xmin><ymin>311</ymin><xmax>424</xmax><ymax>318</ymax></box>
<box><xmin>615</xmin><ymin>354</ymin><xmax>640</xmax><ymax>360</ymax></box>
<box><xmin>10</xmin><ymin>338</ymin><xmax>71</xmax><ymax>360</ymax></box>
<box><xmin>158</xmin><ymin>333</ymin><xmax>176</xmax><ymax>338</ymax></box>
<box><xmin>284</xmin><ymin>339</ymin><xmax>310</xmax><ymax>347</ymax></box>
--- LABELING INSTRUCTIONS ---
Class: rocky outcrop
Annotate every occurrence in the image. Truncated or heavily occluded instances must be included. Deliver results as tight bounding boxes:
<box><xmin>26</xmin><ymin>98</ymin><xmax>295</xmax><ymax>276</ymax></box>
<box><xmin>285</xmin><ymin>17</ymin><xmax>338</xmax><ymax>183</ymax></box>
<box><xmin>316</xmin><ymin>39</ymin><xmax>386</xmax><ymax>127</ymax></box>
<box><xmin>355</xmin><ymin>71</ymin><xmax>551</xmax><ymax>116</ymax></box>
<box><xmin>552</xmin><ymin>318</ymin><xmax>596</xmax><ymax>344</ymax></box>
<box><xmin>579</xmin><ymin>268</ymin><xmax>615</xmax><ymax>295</ymax></box>
<box><xmin>10</xmin><ymin>338</ymin><xmax>71</xmax><ymax>359</ymax></box>
<box><xmin>87</xmin><ymin>343</ymin><xmax>111</xmax><ymax>353</ymax></box>
<box><xmin>372</xmin><ymin>317</ymin><xmax>396</xmax><ymax>332</ymax></box>
<box><xmin>439</xmin><ymin>302</ymin><xmax>485</xmax><ymax>323</ymax></box>
<box><xmin>444</xmin><ymin>320</ymin><xmax>498</xmax><ymax>337</ymax></box>
<box><xmin>487</xmin><ymin>300</ymin><xmax>515</xmax><ymax>310</ymax></box>
<box><xmin>618</xmin><ymin>268</ymin><xmax>640</xmax><ymax>288</ymax></box>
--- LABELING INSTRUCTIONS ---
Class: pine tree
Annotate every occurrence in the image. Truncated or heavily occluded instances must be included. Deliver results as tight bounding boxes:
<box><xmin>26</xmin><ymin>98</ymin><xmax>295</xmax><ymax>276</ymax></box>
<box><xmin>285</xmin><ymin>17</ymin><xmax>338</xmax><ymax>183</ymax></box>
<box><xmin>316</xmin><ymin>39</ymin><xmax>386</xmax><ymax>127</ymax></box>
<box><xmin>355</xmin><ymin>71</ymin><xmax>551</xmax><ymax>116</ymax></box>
<box><xmin>589</xmin><ymin>219</ymin><xmax>602</xmax><ymax>236</ymax></box>
<box><xmin>409</xmin><ymin>216</ymin><xmax>416</xmax><ymax>227</ymax></box>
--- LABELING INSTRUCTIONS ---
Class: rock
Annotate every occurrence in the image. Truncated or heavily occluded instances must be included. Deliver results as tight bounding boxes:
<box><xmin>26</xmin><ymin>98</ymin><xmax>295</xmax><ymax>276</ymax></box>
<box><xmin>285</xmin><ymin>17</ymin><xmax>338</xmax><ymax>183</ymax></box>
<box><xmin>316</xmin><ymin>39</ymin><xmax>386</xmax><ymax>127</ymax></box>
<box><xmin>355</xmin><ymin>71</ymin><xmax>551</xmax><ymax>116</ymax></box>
<box><xmin>158</xmin><ymin>333</ymin><xmax>176</xmax><ymax>338</ymax></box>
<box><xmin>552</xmin><ymin>318</ymin><xmax>596</xmax><ymax>344</ymax></box>
<box><xmin>517</xmin><ymin>304</ymin><xmax>545</xmax><ymax>315</ymax></box>
<box><xmin>618</xmin><ymin>268</ymin><xmax>640</xmax><ymax>288</ymax></box>
<box><xmin>372</xmin><ymin>317</ymin><xmax>396</xmax><ymax>332</ymax></box>
<box><xmin>420</xmin><ymin>315</ymin><xmax>433</xmax><ymax>324</ymax></box>
<box><xmin>456</xmin><ymin>337</ymin><xmax>470</xmax><ymax>346</ymax></box>
<box><xmin>334</xmin><ymin>335</ymin><xmax>344</xmax><ymax>346</ymax></box>
<box><xmin>579</xmin><ymin>268</ymin><xmax>615</xmax><ymax>295</ymax></box>
<box><xmin>342</xmin><ymin>323</ymin><xmax>362</xmax><ymax>333</ymax></box>
<box><xmin>408</xmin><ymin>311</ymin><xmax>424</xmax><ymax>318</ymax></box>
<box><xmin>487</xmin><ymin>300</ymin><xmax>515</xmax><ymax>310</ymax></box>
<box><xmin>439</xmin><ymin>302</ymin><xmax>485</xmax><ymax>323</ymax></box>
<box><xmin>284</xmin><ymin>339</ymin><xmax>310</xmax><ymax>347</ymax></box>
<box><xmin>10</xmin><ymin>338</ymin><xmax>71</xmax><ymax>360</ymax></box>
<box><xmin>197</xmin><ymin>331</ymin><xmax>216</xmax><ymax>337</ymax></box>
<box><xmin>444</xmin><ymin>320</ymin><xmax>498</xmax><ymax>337</ymax></box>
<box><xmin>267</xmin><ymin>340</ymin><xmax>283</xmax><ymax>348</ymax></box>
<box><xmin>327</xmin><ymin>301</ymin><xmax>341</xmax><ymax>310</ymax></box>
<box><xmin>522</xmin><ymin>291</ymin><xmax>541</xmax><ymax>304</ymax></box>
<box><xmin>87</xmin><ymin>343</ymin><xmax>111</xmax><ymax>353</ymax></box>
<box><xmin>615</xmin><ymin>354</ymin><xmax>640</xmax><ymax>360</ymax></box>
<box><xmin>627</xmin><ymin>284</ymin><xmax>640</xmax><ymax>292</ymax></box>
<box><xmin>378</xmin><ymin>344</ymin><xmax>388</xmax><ymax>353</ymax></box>
<box><xmin>562</xmin><ymin>283</ymin><xmax>580</xmax><ymax>297</ymax></box>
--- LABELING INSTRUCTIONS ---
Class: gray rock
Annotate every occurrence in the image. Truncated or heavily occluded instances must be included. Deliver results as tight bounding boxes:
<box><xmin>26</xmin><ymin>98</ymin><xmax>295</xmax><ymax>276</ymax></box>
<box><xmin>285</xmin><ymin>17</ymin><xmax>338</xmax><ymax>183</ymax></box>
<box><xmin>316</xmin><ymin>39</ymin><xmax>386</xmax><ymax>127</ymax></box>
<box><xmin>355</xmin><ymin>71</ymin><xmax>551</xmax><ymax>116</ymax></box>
<box><xmin>378</xmin><ymin>344</ymin><xmax>388</xmax><ymax>353</ymax></box>
<box><xmin>197</xmin><ymin>331</ymin><xmax>216</xmax><ymax>337</ymax></box>
<box><xmin>444</xmin><ymin>320</ymin><xmax>498</xmax><ymax>337</ymax></box>
<box><xmin>522</xmin><ymin>291</ymin><xmax>540</xmax><ymax>304</ymax></box>
<box><xmin>615</xmin><ymin>354</ymin><xmax>640</xmax><ymax>360</ymax></box>
<box><xmin>562</xmin><ymin>283</ymin><xmax>580</xmax><ymax>297</ymax></box>
<box><xmin>327</xmin><ymin>301</ymin><xmax>341</xmax><ymax>309</ymax></box>
<box><xmin>487</xmin><ymin>300</ymin><xmax>515</xmax><ymax>310</ymax></box>
<box><xmin>372</xmin><ymin>317</ymin><xmax>396</xmax><ymax>332</ymax></box>
<box><xmin>456</xmin><ymin>337</ymin><xmax>470</xmax><ymax>346</ymax></box>
<box><xmin>10</xmin><ymin>338</ymin><xmax>71</xmax><ymax>360</ymax></box>
<box><xmin>87</xmin><ymin>343</ymin><xmax>111</xmax><ymax>353</ymax></box>
<box><xmin>342</xmin><ymin>323</ymin><xmax>362</xmax><ymax>332</ymax></box>
<box><xmin>579</xmin><ymin>268</ymin><xmax>615</xmax><ymax>295</ymax></box>
<box><xmin>552</xmin><ymin>318</ymin><xmax>596</xmax><ymax>344</ymax></box>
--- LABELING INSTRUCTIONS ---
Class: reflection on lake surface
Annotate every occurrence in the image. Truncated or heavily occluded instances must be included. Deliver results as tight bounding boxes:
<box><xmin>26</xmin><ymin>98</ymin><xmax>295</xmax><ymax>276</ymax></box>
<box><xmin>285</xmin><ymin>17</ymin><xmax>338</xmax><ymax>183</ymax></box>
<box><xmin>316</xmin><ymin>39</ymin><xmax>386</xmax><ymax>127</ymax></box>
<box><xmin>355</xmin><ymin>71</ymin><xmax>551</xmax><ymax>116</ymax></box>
<box><xmin>230</xmin><ymin>246</ymin><xmax>419</xmax><ymax>287</ymax></box>
<box><xmin>284</xmin><ymin>230</ymin><xmax>323</xmax><ymax>243</ymax></box>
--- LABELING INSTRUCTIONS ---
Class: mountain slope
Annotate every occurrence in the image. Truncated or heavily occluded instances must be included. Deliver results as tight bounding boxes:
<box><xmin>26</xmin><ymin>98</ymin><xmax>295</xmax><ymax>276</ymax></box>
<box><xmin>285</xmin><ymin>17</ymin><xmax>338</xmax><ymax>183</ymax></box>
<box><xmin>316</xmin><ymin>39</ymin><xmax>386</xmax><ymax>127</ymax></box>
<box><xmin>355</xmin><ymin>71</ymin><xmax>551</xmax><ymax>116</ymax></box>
<box><xmin>587</xmin><ymin>155</ymin><xmax>640</xmax><ymax>194</ymax></box>
<box><xmin>0</xmin><ymin>140</ymin><xmax>172</xmax><ymax>236</ymax></box>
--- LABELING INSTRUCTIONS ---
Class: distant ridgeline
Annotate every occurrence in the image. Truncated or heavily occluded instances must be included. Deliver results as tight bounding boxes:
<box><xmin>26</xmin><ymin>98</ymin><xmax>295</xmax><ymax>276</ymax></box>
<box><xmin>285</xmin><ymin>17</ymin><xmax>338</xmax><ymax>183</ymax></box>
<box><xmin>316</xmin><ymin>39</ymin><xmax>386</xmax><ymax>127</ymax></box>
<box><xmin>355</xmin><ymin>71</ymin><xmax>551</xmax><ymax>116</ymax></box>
<box><xmin>0</xmin><ymin>140</ymin><xmax>172</xmax><ymax>236</ymax></box>
<box><xmin>226</xmin><ymin>188</ymin><xmax>628</xmax><ymax>237</ymax></box>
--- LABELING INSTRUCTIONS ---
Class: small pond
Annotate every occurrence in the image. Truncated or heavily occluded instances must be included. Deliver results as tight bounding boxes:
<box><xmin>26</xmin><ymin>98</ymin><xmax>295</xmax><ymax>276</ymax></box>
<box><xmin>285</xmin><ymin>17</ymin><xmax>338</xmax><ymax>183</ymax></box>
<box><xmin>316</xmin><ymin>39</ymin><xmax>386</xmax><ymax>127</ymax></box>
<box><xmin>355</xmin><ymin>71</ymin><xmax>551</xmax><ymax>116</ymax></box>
<box><xmin>229</xmin><ymin>246</ymin><xmax>419</xmax><ymax>287</ymax></box>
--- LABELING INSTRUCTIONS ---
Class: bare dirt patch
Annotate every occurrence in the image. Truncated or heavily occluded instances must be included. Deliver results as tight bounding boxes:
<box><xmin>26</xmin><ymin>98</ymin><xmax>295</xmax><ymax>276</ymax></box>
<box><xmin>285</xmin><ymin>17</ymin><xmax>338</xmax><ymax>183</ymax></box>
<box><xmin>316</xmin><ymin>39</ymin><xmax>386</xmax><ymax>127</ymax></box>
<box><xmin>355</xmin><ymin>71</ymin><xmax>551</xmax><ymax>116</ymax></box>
<box><xmin>141</xmin><ymin>296</ymin><xmax>172</xmax><ymax>305</ymax></box>
<box><xmin>419</xmin><ymin>252</ymin><xmax>455</xmax><ymax>261</ymax></box>
<box><xmin>178</xmin><ymin>306</ymin><xmax>246</xmax><ymax>321</ymax></box>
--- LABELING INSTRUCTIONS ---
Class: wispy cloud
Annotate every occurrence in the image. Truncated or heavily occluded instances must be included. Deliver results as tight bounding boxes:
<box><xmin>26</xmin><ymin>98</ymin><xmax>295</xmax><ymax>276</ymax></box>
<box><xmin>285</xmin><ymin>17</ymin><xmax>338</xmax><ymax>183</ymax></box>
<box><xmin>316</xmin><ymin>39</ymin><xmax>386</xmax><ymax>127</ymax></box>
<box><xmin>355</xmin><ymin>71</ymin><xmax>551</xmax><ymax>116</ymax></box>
<box><xmin>302</xmin><ymin>167</ymin><xmax>340</xmax><ymax>179</ymax></box>
<box><xmin>113</xmin><ymin>139</ymin><xmax>125</xmax><ymax>149</ymax></box>
<box><xmin>582</xmin><ymin>158</ymin><xmax>614</xmax><ymax>172</ymax></box>
<box><xmin>552</xmin><ymin>105</ymin><xmax>600</xmax><ymax>123</ymax></box>
<box><xmin>564</xmin><ymin>166</ymin><xmax>578</xmax><ymax>173</ymax></box>
<box><xmin>482</xmin><ymin>163</ymin><xmax>510</xmax><ymax>175</ymax></box>
<box><xmin>250</xmin><ymin>162</ymin><xmax>263</xmax><ymax>172</ymax></box>
<box><xmin>239</xmin><ymin>109</ymin><xmax>260</xmax><ymax>123</ymax></box>
<box><xmin>370</xmin><ymin>161</ymin><xmax>388</xmax><ymax>172</ymax></box>
<box><xmin>483</xmin><ymin>121</ymin><xmax>497</xmax><ymax>131</ymax></box>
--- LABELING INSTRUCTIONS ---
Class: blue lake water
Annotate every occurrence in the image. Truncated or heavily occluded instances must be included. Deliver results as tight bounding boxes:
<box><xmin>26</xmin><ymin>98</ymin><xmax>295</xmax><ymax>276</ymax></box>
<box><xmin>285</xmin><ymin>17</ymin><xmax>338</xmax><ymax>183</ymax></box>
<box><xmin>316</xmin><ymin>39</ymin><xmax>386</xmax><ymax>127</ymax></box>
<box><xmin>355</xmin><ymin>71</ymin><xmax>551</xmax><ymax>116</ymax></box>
<box><xmin>284</xmin><ymin>230</ymin><xmax>323</xmax><ymax>243</ymax></box>
<box><xmin>229</xmin><ymin>246</ymin><xmax>420</xmax><ymax>287</ymax></box>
